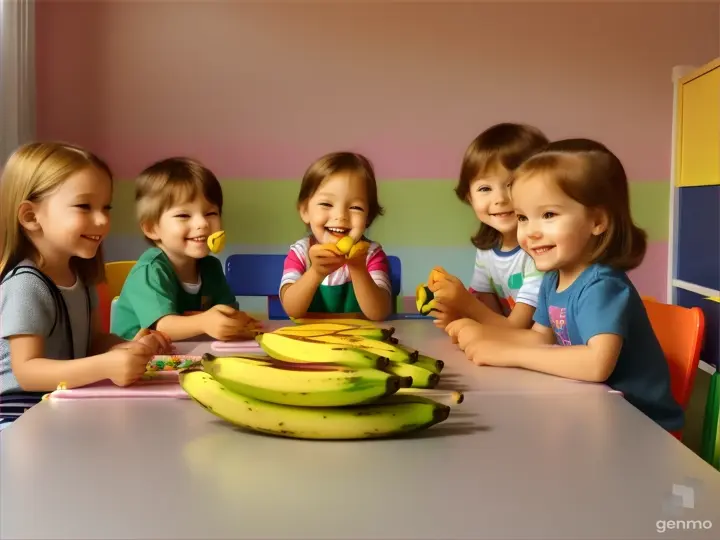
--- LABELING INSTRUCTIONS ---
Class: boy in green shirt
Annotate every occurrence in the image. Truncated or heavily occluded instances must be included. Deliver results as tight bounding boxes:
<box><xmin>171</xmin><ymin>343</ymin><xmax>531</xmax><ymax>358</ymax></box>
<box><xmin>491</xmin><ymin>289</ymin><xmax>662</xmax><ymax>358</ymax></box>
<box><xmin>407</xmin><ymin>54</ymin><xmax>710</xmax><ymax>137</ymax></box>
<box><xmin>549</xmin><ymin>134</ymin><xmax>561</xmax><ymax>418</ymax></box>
<box><xmin>111</xmin><ymin>158</ymin><xmax>260</xmax><ymax>341</ymax></box>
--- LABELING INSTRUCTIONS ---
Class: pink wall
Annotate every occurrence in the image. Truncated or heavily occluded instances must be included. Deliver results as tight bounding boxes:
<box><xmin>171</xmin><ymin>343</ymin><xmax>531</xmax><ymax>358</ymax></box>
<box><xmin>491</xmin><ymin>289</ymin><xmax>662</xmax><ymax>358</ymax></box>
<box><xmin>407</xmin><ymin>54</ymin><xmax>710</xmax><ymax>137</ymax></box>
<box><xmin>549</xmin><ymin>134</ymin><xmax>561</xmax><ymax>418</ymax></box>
<box><xmin>36</xmin><ymin>1</ymin><xmax>718</xmax><ymax>180</ymax></box>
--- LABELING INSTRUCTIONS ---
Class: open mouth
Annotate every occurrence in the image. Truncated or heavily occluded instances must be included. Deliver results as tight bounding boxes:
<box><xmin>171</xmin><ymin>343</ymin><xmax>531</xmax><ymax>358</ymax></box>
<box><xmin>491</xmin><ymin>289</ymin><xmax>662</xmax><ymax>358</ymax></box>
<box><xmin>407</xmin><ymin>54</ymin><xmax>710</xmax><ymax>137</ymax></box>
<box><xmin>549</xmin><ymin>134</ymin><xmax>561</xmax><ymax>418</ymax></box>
<box><xmin>530</xmin><ymin>245</ymin><xmax>555</xmax><ymax>255</ymax></box>
<box><xmin>187</xmin><ymin>236</ymin><xmax>208</xmax><ymax>244</ymax></box>
<box><xmin>81</xmin><ymin>235</ymin><xmax>101</xmax><ymax>242</ymax></box>
<box><xmin>325</xmin><ymin>226</ymin><xmax>350</xmax><ymax>238</ymax></box>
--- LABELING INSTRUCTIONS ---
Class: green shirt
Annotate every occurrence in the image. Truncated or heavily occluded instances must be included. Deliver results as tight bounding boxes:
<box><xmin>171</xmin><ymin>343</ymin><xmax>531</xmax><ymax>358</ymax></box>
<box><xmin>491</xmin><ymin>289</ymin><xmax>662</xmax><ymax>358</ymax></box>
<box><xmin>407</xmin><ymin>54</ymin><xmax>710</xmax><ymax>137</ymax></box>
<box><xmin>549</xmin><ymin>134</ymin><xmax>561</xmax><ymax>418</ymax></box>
<box><xmin>110</xmin><ymin>247</ymin><xmax>238</xmax><ymax>340</ymax></box>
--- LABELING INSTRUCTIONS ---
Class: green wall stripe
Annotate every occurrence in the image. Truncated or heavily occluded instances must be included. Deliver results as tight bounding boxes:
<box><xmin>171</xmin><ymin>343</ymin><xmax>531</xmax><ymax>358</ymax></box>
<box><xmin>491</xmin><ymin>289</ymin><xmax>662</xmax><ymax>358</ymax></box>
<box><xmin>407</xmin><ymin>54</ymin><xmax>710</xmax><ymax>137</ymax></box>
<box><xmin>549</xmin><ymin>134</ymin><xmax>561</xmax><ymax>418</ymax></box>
<box><xmin>110</xmin><ymin>179</ymin><xmax>670</xmax><ymax>244</ymax></box>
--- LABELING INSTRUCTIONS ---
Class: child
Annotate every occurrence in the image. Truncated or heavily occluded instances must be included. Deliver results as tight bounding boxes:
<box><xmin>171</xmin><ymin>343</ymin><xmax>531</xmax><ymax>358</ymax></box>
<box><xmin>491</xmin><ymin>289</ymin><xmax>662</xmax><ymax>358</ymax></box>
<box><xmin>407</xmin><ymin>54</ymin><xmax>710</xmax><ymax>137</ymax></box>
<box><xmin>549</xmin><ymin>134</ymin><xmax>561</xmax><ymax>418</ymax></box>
<box><xmin>0</xmin><ymin>142</ymin><xmax>168</xmax><ymax>429</ymax></box>
<box><xmin>447</xmin><ymin>138</ymin><xmax>684</xmax><ymax>432</ymax></box>
<box><xmin>111</xmin><ymin>157</ymin><xmax>260</xmax><ymax>342</ymax></box>
<box><xmin>280</xmin><ymin>152</ymin><xmax>392</xmax><ymax>321</ymax></box>
<box><xmin>430</xmin><ymin>123</ymin><xmax>549</xmax><ymax>329</ymax></box>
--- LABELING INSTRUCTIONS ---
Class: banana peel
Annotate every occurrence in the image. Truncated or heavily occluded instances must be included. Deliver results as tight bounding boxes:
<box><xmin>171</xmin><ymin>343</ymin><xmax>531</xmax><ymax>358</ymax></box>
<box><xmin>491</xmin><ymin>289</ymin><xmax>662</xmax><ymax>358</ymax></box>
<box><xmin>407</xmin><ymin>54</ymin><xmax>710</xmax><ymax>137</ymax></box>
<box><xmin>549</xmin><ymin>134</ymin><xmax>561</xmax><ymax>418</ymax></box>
<box><xmin>207</xmin><ymin>231</ymin><xmax>226</xmax><ymax>254</ymax></box>
<box><xmin>415</xmin><ymin>284</ymin><xmax>437</xmax><ymax>316</ymax></box>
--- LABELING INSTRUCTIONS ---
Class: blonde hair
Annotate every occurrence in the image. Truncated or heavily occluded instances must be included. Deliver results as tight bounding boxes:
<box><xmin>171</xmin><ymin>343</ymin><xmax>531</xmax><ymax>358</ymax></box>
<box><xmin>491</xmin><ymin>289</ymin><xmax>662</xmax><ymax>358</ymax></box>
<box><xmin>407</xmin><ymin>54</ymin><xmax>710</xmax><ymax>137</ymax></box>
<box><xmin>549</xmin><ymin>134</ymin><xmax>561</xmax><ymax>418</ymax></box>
<box><xmin>0</xmin><ymin>142</ymin><xmax>112</xmax><ymax>284</ymax></box>
<box><xmin>135</xmin><ymin>157</ymin><xmax>223</xmax><ymax>244</ymax></box>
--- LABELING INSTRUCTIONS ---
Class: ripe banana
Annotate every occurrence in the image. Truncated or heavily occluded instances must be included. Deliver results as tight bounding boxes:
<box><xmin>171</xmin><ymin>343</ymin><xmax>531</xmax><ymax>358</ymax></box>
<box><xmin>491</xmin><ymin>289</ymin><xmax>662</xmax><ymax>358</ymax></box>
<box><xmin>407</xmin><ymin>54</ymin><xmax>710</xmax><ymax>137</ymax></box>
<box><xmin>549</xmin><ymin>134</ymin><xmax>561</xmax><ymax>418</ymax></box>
<box><xmin>395</xmin><ymin>344</ymin><xmax>444</xmax><ymax>374</ymax></box>
<box><xmin>180</xmin><ymin>370</ymin><xmax>450</xmax><ymax>440</ymax></box>
<box><xmin>207</xmin><ymin>230</ymin><xmax>226</xmax><ymax>254</ymax></box>
<box><xmin>256</xmin><ymin>332</ymin><xmax>390</xmax><ymax>370</ymax></box>
<box><xmin>416</xmin><ymin>284</ymin><xmax>436</xmax><ymax>316</ymax></box>
<box><xmin>289</xmin><ymin>333</ymin><xmax>414</xmax><ymax>362</ymax></box>
<box><xmin>385</xmin><ymin>361</ymin><xmax>439</xmax><ymax>389</ymax></box>
<box><xmin>273</xmin><ymin>323</ymin><xmax>396</xmax><ymax>342</ymax></box>
<box><xmin>201</xmin><ymin>354</ymin><xmax>403</xmax><ymax>407</ymax></box>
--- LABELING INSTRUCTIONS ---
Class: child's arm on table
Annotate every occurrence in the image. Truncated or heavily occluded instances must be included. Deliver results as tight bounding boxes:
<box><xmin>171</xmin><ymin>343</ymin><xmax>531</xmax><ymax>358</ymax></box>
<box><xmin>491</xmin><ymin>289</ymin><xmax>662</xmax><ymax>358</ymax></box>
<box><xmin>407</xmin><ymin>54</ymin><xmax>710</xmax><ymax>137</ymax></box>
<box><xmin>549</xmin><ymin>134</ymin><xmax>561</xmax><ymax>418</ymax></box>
<box><xmin>431</xmin><ymin>276</ymin><xmax>536</xmax><ymax>329</ymax></box>
<box><xmin>347</xmin><ymin>245</ymin><xmax>391</xmax><ymax>321</ymax></box>
<box><xmin>155</xmin><ymin>305</ymin><xmax>256</xmax><ymax>342</ymax></box>
<box><xmin>8</xmin><ymin>334</ymin><xmax>152</xmax><ymax>391</ymax></box>
<box><xmin>90</xmin><ymin>310</ymin><xmax>172</xmax><ymax>355</ymax></box>
<box><xmin>453</xmin><ymin>278</ymin><xmax>629</xmax><ymax>383</ymax></box>
<box><xmin>459</xmin><ymin>331</ymin><xmax>621</xmax><ymax>383</ymax></box>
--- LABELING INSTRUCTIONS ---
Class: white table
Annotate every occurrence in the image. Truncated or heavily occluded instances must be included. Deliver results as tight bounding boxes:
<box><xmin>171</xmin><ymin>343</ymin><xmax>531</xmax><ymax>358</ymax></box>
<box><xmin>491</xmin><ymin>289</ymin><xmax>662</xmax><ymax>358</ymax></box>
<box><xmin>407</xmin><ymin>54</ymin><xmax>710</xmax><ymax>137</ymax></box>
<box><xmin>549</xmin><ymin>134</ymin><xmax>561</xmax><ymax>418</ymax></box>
<box><xmin>2</xmin><ymin>321</ymin><xmax>719</xmax><ymax>540</ymax></box>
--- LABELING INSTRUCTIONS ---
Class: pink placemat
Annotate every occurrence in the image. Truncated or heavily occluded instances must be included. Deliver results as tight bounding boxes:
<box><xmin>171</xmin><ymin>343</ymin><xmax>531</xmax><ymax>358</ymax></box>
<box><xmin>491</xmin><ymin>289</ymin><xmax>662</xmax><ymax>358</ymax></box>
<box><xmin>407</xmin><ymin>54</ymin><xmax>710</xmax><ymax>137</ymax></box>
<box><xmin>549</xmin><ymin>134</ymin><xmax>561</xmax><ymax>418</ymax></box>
<box><xmin>211</xmin><ymin>340</ymin><xmax>264</xmax><ymax>353</ymax></box>
<box><xmin>46</xmin><ymin>372</ymin><xmax>188</xmax><ymax>400</ymax></box>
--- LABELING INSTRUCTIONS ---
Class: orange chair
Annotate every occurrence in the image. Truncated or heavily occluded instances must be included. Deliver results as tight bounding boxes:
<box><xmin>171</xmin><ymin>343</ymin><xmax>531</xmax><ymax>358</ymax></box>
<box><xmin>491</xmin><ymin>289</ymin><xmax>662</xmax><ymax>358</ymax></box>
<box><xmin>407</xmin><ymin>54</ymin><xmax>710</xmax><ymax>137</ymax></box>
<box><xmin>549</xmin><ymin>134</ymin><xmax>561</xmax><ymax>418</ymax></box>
<box><xmin>97</xmin><ymin>261</ymin><xmax>137</xmax><ymax>332</ymax></box>
<box><xmin>643</xmin><ymin>299</ymin><xmax>706</xmax><ymax>439</ymax></box>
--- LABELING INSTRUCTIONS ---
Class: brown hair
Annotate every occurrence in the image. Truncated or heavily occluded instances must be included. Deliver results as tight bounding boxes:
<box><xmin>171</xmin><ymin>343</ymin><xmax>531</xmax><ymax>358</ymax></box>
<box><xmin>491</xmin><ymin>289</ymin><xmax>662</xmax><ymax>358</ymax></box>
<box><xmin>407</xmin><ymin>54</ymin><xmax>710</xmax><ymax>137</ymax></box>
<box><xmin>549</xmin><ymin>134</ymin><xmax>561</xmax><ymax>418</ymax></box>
<box><xmin>512</xmin><ymin>138</ymin><xmax>646</xmax><ymax>271</ymax></box>
<box><xmin>455</xmin><ymin>123</ymin><xmax>549</xmax><ymax>250</ymax></box>
<box><xmin>297</xmin><ymin>152</ymin><xmax>384</xmax><ymax>227</ymax></box>
<box><xmin>135</xmin><ymin>157</ymin><xmax>223</xmax><ymax>243</ymax></box>
<box><xmin>0</xmin><ymin>142</ymin><xmax>112</xmax><ymax>285</ymax></box>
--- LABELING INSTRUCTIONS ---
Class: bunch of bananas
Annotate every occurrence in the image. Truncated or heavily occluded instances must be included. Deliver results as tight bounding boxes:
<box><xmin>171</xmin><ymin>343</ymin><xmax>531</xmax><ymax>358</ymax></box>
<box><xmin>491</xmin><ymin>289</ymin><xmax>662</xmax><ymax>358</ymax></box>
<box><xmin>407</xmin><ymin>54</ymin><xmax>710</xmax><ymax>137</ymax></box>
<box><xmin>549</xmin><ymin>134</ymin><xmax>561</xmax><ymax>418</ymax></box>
<box><xmin>180</xmin><ymin>320</ymin><xmax>461</xmax><ymax>440</ymax></box>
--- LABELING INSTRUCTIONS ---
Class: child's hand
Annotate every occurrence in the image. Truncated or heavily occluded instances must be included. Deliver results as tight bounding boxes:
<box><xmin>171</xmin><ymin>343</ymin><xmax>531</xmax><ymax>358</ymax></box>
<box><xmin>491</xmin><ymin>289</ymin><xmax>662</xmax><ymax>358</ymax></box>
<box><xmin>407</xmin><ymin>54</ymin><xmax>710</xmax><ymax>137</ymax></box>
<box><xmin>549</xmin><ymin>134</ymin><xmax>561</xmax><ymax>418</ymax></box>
<box><xmin>446</xmin><ymin>318</ymin><xmax>483</xmax><ymax>345</ymax></box>
<box><xmin>106</xmin><ymin>344</ymin><xmax>153</xmax><ymax>387</ymax></box>
<box><xmin>201</xmin><ymin>305</ymin><xmax>259</xmax><ymax>341</ymax></box>
<box><xmin>346</xmin><ymin>241</ymin><xmax>370</xmax><ymax>269</ymax></box>
<box><xmin>308</xmin><ymin>243</ymin><xmax>346</xmax><ymax>277</ymax></box>
<box><xmin>134</xmin><ymin>328</ymin><xmax>172</xmax><ymax>354</ymax></box>
<box><xmin>429</xmin><ymin>274</ymin><xmax>475</xmax><ymax>316</ymax></box>
<box><xmin>431</xmin><ymin>301</ymin><xmax>463</xmax><ymax>330</ymax></box>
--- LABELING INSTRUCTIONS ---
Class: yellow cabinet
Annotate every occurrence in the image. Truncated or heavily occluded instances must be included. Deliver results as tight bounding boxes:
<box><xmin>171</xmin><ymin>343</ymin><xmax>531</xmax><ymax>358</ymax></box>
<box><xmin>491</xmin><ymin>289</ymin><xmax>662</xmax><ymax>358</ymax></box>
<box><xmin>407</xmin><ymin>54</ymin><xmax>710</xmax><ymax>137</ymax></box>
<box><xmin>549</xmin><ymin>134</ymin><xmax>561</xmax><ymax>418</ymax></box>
<box><xmin>676</xmin><ymin>59</ymin><xmax>720</xmax><ymax>187</ymax></box>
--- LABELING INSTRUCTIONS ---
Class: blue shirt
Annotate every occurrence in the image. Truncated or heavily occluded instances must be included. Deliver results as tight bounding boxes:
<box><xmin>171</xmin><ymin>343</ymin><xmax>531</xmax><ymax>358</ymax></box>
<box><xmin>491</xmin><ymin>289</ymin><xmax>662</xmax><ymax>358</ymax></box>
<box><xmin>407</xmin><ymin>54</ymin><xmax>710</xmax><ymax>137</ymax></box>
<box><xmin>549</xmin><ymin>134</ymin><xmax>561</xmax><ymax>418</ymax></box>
<box><xmin>533</xmin><ymin>264</ymin><xmax>684</xmax><ymax>432</ymax></box>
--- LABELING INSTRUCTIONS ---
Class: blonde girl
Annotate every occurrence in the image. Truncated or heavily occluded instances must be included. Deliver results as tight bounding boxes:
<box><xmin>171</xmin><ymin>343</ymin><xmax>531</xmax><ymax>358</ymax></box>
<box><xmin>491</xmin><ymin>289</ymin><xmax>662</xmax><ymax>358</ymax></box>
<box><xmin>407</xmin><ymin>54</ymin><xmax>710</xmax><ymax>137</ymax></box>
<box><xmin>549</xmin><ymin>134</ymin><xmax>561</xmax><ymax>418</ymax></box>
<box><xmin>279</xmin><ymin>152</ymin><xmax>392</xmax><ymax>321</ymax></box>
<box><xmin>0</xmin><ymin>142</ymin><xmax>168</xmax><ymax>429</ymax></box>
<box><xmin>430</xmin><ymin>123</ymin><xmax>548</xmax><ymax>329</ymax></box>
<box><xmin>447</xmin><ymin>139</ymin><xmax>683</xmax><ymax>432</ymax></box>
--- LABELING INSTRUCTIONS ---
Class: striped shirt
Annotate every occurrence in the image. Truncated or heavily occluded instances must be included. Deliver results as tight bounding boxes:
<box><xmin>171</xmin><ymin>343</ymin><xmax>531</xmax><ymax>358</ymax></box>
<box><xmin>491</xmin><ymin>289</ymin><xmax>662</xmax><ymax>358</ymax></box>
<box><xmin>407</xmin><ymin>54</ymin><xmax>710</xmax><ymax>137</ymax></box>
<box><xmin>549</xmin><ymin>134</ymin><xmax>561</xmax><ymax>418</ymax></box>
<box><xmin>280</xmin><ymin>236</ymin><xmax>391</xmax><ymax>294</ymax></box>
<box><xmin>469</xmin><ymin>245</ymin><xmax>543</xmax><ymax>315</ymax></box>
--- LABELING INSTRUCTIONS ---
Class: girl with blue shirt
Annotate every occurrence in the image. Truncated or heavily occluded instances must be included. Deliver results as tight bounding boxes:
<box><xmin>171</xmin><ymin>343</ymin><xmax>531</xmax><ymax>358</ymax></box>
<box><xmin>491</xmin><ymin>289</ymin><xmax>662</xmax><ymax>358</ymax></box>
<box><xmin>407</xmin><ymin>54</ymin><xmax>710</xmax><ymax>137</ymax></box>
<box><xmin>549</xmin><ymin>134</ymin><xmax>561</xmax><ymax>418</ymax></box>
<box><xmin>446</xmin><ymin>138</ymin><xmax>684</xmax><ymax>432</ymax></box>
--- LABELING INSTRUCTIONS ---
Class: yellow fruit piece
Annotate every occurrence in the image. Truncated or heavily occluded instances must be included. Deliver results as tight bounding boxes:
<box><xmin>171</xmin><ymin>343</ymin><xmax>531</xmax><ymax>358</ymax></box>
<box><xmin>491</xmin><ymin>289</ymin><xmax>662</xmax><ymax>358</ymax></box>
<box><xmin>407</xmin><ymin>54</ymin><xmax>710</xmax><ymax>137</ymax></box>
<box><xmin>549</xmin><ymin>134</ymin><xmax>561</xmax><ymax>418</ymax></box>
<box><xmin>207</xmin><ymin>231</ymin><xmax>226</xmax><ymax>254</ymax></box>
<box><xmin>318</xmin><ymin>243</ymin><xmax>344</xmax><ymax>256</ymax></box>
<box><xmin>335</xmin><ymin>236</ymin><xmax>355</xmax><ymax>255</ymax></box>
<box><xmin>348</xmin><ymin>241</ymin><xmax>370</xmax><ymax>260</ymax></box>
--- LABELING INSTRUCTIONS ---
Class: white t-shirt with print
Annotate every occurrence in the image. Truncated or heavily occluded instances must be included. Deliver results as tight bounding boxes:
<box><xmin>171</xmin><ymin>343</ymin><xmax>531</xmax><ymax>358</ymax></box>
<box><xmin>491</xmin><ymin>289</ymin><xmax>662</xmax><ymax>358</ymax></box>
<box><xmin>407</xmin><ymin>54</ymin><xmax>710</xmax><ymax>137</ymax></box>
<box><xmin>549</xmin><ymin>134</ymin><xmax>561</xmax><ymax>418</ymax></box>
<box><xmin>468</xmin><ymin>245</ymin><xmax>543</xmax><ymax>315</ymax></box>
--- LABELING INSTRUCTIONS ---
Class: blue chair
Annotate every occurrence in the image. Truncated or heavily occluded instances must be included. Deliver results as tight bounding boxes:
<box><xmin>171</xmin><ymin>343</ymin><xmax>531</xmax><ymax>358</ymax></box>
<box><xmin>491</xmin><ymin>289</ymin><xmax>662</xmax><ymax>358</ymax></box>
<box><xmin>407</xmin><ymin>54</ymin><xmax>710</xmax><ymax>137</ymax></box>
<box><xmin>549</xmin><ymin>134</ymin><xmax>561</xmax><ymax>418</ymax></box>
<box><xmin>225</xmin><ymin>254</ymin><xmax>289</xmax><ymax>319</ymax></box>
<box><xmin>225</xmin><ymin>253</ymin><xmax>422</xmax><ymax>320</ymax></box>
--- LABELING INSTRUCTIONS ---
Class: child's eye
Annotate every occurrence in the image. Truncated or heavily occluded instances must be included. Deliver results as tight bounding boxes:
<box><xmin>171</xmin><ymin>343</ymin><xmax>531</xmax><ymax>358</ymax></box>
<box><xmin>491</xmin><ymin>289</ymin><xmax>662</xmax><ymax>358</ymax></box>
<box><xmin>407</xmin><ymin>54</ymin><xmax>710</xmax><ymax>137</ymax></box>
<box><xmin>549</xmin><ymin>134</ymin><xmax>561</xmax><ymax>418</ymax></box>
<box><xmin>174</xmin><ymin>214</ymin><xmax>190</xmax><ymax>219</ymax></box>
<box><xmin>516</xmin><ymin>214</ymin><xmax>528</xmax><ymax>222</ymax></box>
<box><xmin>205</xmin><ymin>211</ymin><xmax>219</xmax><ymax>216</ymax></box>
<box><xmin>477</xmin><ymin>186</ymin><xmax>490</xmax><ymax>192</ymax></box>
<box><xmin>542</xmin><ymin>212</ymin><xmax>556</xmax><ymax>219</ymax></box>
<box><xmin>319</xmin><ymin>202</ymin><xmax>332</xmax><ymax>208</ymax></box>
<box><xmin>104</xmin><ymin>205</ymin><xmax>113</xmax><ymax>211</ymax></box>
<box><xmin>350</xmin><ymin>206</ymin><xmax>364</xmax><ymax>212</ymax></box>
<box><xmin>75</xmin><ymin>204</ymin><xmax>91</xmax><ymax>210</ymax></box>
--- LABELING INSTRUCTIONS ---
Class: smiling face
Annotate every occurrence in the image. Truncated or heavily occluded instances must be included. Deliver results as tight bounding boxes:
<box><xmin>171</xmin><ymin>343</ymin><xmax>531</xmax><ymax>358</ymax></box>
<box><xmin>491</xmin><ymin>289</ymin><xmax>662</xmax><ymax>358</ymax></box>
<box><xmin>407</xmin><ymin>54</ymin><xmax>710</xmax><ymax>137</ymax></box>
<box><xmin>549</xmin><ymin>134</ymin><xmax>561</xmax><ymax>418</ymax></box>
<box><xmin>26</xmin><ymin>166</ymin><xmax>112</xmax><ymax>263</ymax></box>
<box><xmin>143</xmin><ymin>194</ymin><xmax>222</xmax><ymax>263</ymax></box>
<box><xmin>299</xmin><ymin>172</ymin><xmax>369</xmax><ymax>244</ymax></box>
<box><xmin>512</xmin><ymin>173</ymin><xmax>608</xmax><ymax>284</ymax></box>
<box><xmin>467</xmin><ymin>166</ymin><xmax>517</xmax><ymax>244</ymax></box>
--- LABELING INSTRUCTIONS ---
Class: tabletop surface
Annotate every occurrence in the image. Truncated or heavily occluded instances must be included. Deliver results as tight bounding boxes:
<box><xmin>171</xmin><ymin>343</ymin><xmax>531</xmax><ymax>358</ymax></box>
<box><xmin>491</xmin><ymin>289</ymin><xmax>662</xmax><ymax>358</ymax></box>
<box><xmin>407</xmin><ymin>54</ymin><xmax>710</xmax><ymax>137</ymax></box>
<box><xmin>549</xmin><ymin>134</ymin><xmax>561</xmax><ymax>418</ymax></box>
<box><xmin>2</xmin><ymin>320</ymin><xmax>720</xmax><ymax>540</ymax></box>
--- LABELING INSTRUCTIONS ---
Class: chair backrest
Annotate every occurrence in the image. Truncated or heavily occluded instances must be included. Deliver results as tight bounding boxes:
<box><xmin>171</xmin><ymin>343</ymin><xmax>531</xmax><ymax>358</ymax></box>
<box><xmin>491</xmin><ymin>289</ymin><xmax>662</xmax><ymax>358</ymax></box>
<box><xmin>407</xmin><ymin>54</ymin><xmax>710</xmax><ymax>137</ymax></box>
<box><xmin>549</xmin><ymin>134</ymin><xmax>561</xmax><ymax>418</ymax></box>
<box><xmin>225</xmin><ymin>253</ymin><xmax>403</xmax><ymax>319</ymax></box>
<box><xmin>105</xmin><ymin>261</ymin><xmax>137</xmax><ymax>299</ymax></box>
<box><xmin>643</xmin><ymin>299</ymin><xmax>706</xmax><ymax>409</ymax></box>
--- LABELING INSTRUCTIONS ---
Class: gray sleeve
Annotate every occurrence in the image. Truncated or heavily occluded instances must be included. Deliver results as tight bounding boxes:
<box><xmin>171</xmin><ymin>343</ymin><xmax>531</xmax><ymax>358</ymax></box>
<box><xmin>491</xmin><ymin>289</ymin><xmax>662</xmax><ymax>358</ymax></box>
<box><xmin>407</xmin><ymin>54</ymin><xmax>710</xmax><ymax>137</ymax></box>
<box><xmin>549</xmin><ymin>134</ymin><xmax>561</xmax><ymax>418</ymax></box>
<box><xmin>0</xmin><ymin>272</ymin><xmax>58</xmax><ymax>339</ymax></box>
